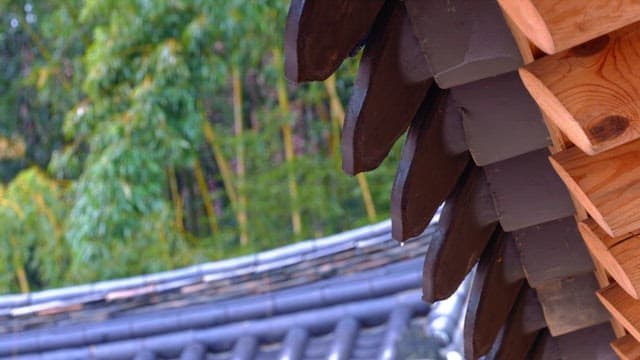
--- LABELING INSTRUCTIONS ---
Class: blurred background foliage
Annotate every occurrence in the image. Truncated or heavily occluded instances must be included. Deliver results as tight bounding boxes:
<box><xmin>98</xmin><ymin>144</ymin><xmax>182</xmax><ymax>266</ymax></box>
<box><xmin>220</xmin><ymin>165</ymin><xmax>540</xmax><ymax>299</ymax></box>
<box><xmin>0</xmin><ymin>0</ymin><xmax>402</xmax><ymax>292</ymax></box>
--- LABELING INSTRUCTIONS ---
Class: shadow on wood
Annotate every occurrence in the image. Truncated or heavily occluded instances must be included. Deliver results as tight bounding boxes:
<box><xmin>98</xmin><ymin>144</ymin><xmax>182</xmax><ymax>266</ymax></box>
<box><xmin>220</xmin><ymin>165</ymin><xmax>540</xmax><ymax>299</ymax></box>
<box><xmin>464</xmin><ymin>231</ymin><xmax>524</xmax><ymax>359</ymax></box>
<box><xmin>422</xmin><ymin>165</ymin><xmax>498</xmax><ymax>302</ymax></box>
<box><xmin>555</xmin><ymin>323</ymin><xmax>618</xmax><ymax>360</ymax></box>
<box><xmin>579</xmin><ymin>218</ymin><xmax>640</xmax><ymax>299</ymax></box>
<box><xmin>550</xmin><ymin>141</ymin><xmax>640</xmax><ymax>237</ymax></box>
<box><xmin>405</xmin><ymin>0</ymin><xmax>521</xmax><ymax>88</ymax></box>
<box><xmin>485</xmin><ymin>285</ymin><xmax>545</xmax><ymax>360</ymax></box>
<box><xmin>284</xmin><ymin>0</ymin><xmax>385</xmax><ymax>82</ymax></box>
<box><xmin>452</xmin><ymin>71</ymin><xmax>549</xmax><ymax>166</ymax></box>
<box><xmin>528</xmin><ymin>329</ymin><xmax>561</xmax><ymax>360</ymax></box>
<box><xmin>484</xmin><ymin>149</ymin><xmax>574</xmax><ymax>231</ymax></box>
<box><xmin>612</xmin><ymin>334</ymin><xmax>640</xmax><ymax>360</ymax></box>
<box><xmin>536</xmin><ymin>272</ymin><xmax>609</xmax><ymax>336</ymax></box>
<box><xmin>598</xmin><ymin>283</ymin><xmax>640</xmax><ymax>343</ymax></box>
<box><xmin>514</xmin><ymin>217</ymin><xmax>593</xmax><ymax>288</ymax></box>
<box><xmin>390</xmin><ymin>89</ymin><xmax>469</xmax><ymax>241</ymax></box>
<box><xmin>342</xmin><ymin>1</ymin><xmax>432</xmax><ymax>175</ymax></box>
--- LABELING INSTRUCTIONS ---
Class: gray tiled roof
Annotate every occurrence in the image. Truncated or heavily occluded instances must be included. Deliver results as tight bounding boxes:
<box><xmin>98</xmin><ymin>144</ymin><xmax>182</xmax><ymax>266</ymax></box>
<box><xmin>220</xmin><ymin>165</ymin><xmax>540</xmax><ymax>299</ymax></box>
<box><xmin>0</xmin><ymin>213</ymin><xmax>467</xmax><ymax>359</ymax></box>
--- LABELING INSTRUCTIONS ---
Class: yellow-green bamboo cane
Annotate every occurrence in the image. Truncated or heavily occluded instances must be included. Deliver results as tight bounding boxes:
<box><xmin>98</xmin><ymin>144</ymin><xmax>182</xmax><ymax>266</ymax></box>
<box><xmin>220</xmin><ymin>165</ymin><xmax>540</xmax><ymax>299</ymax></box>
<box><xmin>202</xmin><ymin>122</ymin><xmax>238</xmax><ymax>206</ymax></box>
<box><xmin>231</xmin><ymin>66</ymin><xmax>249</xmax><ymax>246</ymax></box>
<box><xmin>167</xmin><ymin>167</ymin><xmax>185</xmax><ymax>233</ymax></box>
<box><xmin>193</xmin><ymin>159</ymin><xmax>220</xmax><ymax>236</ymax></box>
<box><xmin>9</xmin><ymin>237</ymin><xmax>29</xmax><ymax>293</ymax></box>
<box><xmin>273</xmin><ymin>49</ymin><xmax>303</xmax><ymax>237</ymax></box>
<box><xmin>324</xmin><ymin>74</ymin><xmax>377</xmax><ymax>222</ymax></box>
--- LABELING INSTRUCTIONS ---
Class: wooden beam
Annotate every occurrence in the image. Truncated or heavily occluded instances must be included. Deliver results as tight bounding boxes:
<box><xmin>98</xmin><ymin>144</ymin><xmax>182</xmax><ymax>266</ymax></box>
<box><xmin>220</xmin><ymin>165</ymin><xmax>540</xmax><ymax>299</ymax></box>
<box><xmin>550</xmin><ymin>140</ymin><xmax>640</xmax><ymax>237</ymax></box>
<box><xmin>422</xmin><ymin>166</ymin><xmax>498</xmax><ymax>302</ymax></box>
<box><xmin>536</xmin><ymin>272</ymin><xmax>610</xmax><ymax>336</ymax></box>
<box><xmin>342</xmin><ymin>1</ymin><xmax>432</xmax><ymax>175</ymax></box>
<box><xmin>390</xmin><ymin>90</ymin><xmax>470</xmax><ymax>241</ymax></box>
<box><xmin>284</xmin><ymin>0</ymin><xmax>385</xmax><ymax>82</ymax></box>
<box><xmin>556</xmin><ymin>323</ymin><xmax>618</xmax><ymax>360</ymax></box>
<box><xmin>497</xmin><ymin>0</ymin><xmax>640</xmax><ymax>54</ymax></box>
<box><xmin>501</xmin><ymin>0</ymin><xmax>625</xmax><ymax>341</ymax></box>
<box><xmin>514</xmin><ymin>217</ymin><xmax>594</xmax><ymax>288</ymax></box>
<box><xmin>483</xmin><ymin>149</ymin><xmax>574</xmax><ymax>231</ymax></box>
<box><xmin>579</xmin><ymin>218</ymin><xmax>640</xmax><ymax>299</ymax></box>
<box><xmin>520</xmin><ymin>23</ymin><xmax>640</xmax><ymax>155</ymax></box>
<box><xmin>612</xmin><ymin>334</ymin><xmax>640</xmax><ymax>360</ymax></box>
<box><xmin>452</xmin><ymin>71</ymin><xmax>550</xmax><ymax>166</ymax></box>
<box><xmin>485</xmin><ymin>286</ymin><xmax>546</xmax><ymax>360</ymax></box>
<box><xmin>404</xmin><ymin>0</ymin><xmax>521</xmax><ymax>88</ymax></box>
<box><xmin>598</xmin><ymin>283</ymin><xmax>640</xmax><ymax>343</ymax></box>
<box><xmin>464</xmin><ymin>231</ymin><xmax>524</xmax><ymax>359</ymax></box>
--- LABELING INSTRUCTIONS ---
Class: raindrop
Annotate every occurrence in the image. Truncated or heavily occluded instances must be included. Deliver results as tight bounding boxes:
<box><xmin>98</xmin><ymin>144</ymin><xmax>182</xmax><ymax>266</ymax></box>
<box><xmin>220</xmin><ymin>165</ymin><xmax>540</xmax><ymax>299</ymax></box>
<box><xmin>24</xmin><ymin>3</ymin><xmax>32</xmax><ymax>13</ymax></box>
<box><xmin>10</xmin><ymin>18</ymin><xmax>19</xmax><ymax>28</ymax></box>
<box><xmin>26</xmin><ymin>14</ymin><xmax>36</xmax><ymax>24</ymax></box>
<box><xmin>400</xmin><ymin>242</ymin><xmax>405</xmax><ymax>247</ymax></box>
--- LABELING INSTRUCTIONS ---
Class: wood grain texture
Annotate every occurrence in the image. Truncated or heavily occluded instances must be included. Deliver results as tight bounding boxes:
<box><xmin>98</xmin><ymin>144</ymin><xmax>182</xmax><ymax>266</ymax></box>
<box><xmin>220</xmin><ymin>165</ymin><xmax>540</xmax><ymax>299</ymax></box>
<box><xmin>484</xmin><ymin>149</ymin><xmax>575</xmax><ymax>231</ymax></box>
<box><xmin>555</xmin><ymin>323</ymin><xmax>618</xmax><ymax>360</ymax></box>
<box><xmin>422</xmin><ymin>166</ymin><xmax>498</xmax><ymax>302</ymax></box>
<box><xmin>598</xmin><ymin>283</ymin><xmax>640</xmax><ymax>343</ymax></box>
<box><xmin>514</xmin><ymin>217</ymin><xmax>594</xmax><ymax>288</ymax></box>
<box><xmin>342</xmin><ymin>1</ymin><xmax>432</xmax><ymax>175</ymax></box>
<box><xmin>390</xmin><ymin>90</ymin><xmax>470</xmax><ymax>241</ymax></box>
<box><xmin>536</xmin><ymin>272</ymin><xmax>610</xmax><ymax>336</ymax></box>
<box><xmin>485</xmin><ymin>286</ymin><xmax>546</xmax><ymax>360</ymax></box>
<box><xmin>520</xmin><ymin>23</ymin><xmax>640</xmax><ymax>155</ymax></box>
<box><xmin>550</xmin><ymin>139</ymin><xmax>640</xmax><ymax>237</ymax></box>
<box><xmin>452</xmin><ymin>71</ymin><xmax>550</xmax><ymax>166</ymax></box>
<box><xmin>464</xmin><ymin>231</ymin><xmax>524</xmax><ymax>359</ymax></box>
<box><xmin>284</xmin><ymin>0</ymin><xmax>385</xmax><ymax>82</ymax></box>
<box><xmin>497</xmin><ymin>0</ymin><xmax>640</xmax><ymax>54</ymax></box>
<box><xmin>404</xmin><ymin>0</ymin><xmax>521</xmax><ymax>88</ymax></box>
<box><xmin>579</xmin><ymin>218</ymin><xmax>640</xmax><ymax>299</ymax></box>
<box><xmin>528</xmin><ymin>330</ymin><xmax>562</xmax><ymax>360</ymax></box>
<box><xmin>612</xmin><ymin>334</ymin><xmax>640</xmax><ymax>360</ymax></box>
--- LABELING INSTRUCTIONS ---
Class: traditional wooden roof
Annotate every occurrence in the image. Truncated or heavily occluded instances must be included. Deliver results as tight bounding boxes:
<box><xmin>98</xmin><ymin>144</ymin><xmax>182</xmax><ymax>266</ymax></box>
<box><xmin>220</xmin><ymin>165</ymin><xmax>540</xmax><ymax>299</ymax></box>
<box><xmin>0</xmin><ymin>220</ymin><xmax>468</xmax><ymax>359</ymax></box>
<box><xmin>282</xmin><ymin>0</ymin><xmax>640</xmax><ymax>358</ymax></box>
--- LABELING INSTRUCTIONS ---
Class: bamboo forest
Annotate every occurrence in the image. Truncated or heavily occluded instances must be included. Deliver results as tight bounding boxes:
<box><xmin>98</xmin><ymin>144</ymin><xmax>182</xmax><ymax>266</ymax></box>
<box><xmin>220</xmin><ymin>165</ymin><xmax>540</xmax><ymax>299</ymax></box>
<box><xmin>0</xmin><ymin>0</ymin><xmax>403</xmax><ymax>293</ymax></box>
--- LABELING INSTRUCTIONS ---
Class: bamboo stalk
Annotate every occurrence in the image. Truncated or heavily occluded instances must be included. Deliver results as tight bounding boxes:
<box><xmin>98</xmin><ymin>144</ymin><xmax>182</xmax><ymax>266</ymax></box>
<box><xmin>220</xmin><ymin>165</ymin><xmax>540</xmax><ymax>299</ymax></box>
<box><xmin>356</xmin><ymin>173</ymin><xmax>377</xmax><ymax>223</ymax></box>
<box><xmin>202</xmin><ymin>122</ymin><xmax>238</xmax><ymax>206</ymax></box>
<box><xmin>231</xmin><ymin>66</ymin><xmax>249</xmax><ymax>246</ymax></box>
<box><xmin>193</xmin><ymin>159</ymin><xmax>220</xmax><ymax>236</ymax></box>
<box><xmin>273</xmin><ymin>48</ymin><xmax>303</xmax><ymax>236</ymax></box>
<box><xmin>324</xmin><ymin>74</ymin><xmax>377</xmax><ymax>222</ymax></box>
<box><xmin>157</xmin><ymin>222</ymin><xmax>173</xmax><ymax>267</ymax></box>
<box><xmin>167</xmin><ymin>167</ymin><xmax>184</xmax><ymax>233</ymax></box>
<box><xmin>9</xmin><ymin>237</ymin><xmax>29</xmax><ymax>293</ymax></box>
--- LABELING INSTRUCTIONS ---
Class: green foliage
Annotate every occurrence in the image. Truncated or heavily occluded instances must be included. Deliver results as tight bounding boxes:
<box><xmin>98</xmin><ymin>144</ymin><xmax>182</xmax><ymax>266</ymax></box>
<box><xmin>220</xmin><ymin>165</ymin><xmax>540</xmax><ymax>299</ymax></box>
<box><xmin>0</xmin><ymin>0</ymin><xmax>402</xmax><ymax>292</ymax></box>
<box><xmin>0</xmin><ymin>167</ymin><xmax>67</xmax><ymax>292</ymax></box>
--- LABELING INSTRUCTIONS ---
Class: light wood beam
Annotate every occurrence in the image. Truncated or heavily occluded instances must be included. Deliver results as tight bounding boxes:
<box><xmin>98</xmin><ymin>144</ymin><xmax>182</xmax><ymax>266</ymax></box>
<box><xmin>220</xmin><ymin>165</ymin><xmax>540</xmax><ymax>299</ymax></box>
<box><xmin>497</xmin><ymin>0</ymin><xmax>640</xmax><ymax>54</ymax></box>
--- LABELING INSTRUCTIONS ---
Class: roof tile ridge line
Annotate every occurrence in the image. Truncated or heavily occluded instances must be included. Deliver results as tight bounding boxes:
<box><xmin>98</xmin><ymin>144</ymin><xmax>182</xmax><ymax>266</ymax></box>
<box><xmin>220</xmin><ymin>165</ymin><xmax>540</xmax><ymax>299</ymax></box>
<box><xmin>0</xmin><ymin>260</ymin><xmax>423</xmax><ymax>341</ymax></box>
<box><xmin>0</xmin><ymin>220</ymin><xmax>394</xmax><ymax>306</ymax></box>
<box><xmin>0</xmin><ymin>269</ymin><xmax>424</xmax><ymax>355</ymax></box>
<box><xmin>205</xmin><ymin>233</ymin><xmax>372</xmax><ymax>282</ymax></box>
<box><xmin>2</xmin><ymin>243</ymin><xmax>432</xmax><ymax>322</ymax></box>
<box><xmin>11</xmin><ymin>290</ymin><xmax>429</xmax><ymax>360</ymax></box>
<box><xmin>7</xmin><ymin>238</ymin><xmax>429</xmax><ymax>318</ymax></box>
<box><xmin>2</xmin><ymin>230</ymin><xmax>432</xmax><ymax>320</ymax></box>
<box><xmin>257</xmin><ymin>219</ymin><xmax>392</xmax><ymax>262</ymax></box>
